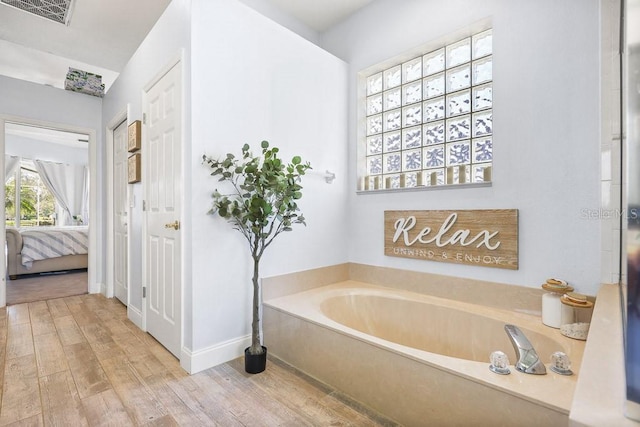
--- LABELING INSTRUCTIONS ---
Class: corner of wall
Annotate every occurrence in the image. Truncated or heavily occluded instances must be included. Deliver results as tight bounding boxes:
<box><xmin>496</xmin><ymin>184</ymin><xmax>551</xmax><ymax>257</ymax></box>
<box><xmin>180</xmin><ymin>335</ymin><xmax>251</xmax><ymax>374</ymax></box>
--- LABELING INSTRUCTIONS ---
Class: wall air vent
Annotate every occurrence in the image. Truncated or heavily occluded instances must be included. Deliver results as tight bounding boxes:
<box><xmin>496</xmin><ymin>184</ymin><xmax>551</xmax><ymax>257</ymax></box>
<box><xmin>1</xmin><ymin>0</ymin><xmax>76</xmax><ymax>25</ymax></box>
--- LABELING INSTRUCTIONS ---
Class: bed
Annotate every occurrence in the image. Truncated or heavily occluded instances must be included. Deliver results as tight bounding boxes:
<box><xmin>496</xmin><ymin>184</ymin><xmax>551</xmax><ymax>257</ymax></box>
<box><xmin>6</xmin><ymin>226</ymin><xmax>88</xmax><ymax>280</ymax></box>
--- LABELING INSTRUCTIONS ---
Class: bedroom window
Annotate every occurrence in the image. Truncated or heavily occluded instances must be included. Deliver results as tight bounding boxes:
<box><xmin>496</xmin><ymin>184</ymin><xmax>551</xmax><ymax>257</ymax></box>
<box><xmin>359</xmin><ymin>28</ymin><xmax>493</xmax><ymax>191</ymax></box>
<box><xmin>5</xmin><ymin>160</ymin><xmax>57</xmax><ymax>227</ymax></box>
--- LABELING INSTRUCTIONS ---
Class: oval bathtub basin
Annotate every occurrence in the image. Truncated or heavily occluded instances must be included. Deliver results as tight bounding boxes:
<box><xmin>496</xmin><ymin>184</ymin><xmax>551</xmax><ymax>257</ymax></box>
<box><xmin>320</xmin><ymin>293</ymin><xmax>563</xmax><ymax>365</ymax></box>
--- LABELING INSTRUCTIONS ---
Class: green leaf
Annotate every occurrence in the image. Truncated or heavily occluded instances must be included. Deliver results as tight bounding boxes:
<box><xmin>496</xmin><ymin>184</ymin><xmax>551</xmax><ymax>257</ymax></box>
<box><xmin>203</xmin><ymin>141</ymin><xmax>311</xmax><ymax>259</ymax></box>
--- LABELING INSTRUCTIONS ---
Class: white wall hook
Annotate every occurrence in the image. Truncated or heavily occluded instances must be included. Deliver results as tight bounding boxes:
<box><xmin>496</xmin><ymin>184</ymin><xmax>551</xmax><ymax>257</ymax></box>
<box><xmin>324</xmin><ymin>170</ymin><xmax>336</xmax><ymax>184</ymax></box>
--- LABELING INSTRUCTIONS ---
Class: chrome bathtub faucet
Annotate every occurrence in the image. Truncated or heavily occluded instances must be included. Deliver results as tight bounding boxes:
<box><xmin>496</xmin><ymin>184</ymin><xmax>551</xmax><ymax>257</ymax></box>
<box><xmin>504</xmin><ymin>324</ymin><xmax>547</xmax><ymax>375</ymax></box>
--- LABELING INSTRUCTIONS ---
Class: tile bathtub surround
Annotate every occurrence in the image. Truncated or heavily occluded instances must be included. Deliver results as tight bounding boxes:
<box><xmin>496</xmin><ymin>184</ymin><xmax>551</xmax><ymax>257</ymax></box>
<box><xmin>263</xmin><ymin>266</ymin><xmax>640</xmax><ymax>425</ymax></box>
<box><xmin>263</xmin><ymin>263</ymin><xmax>595</xmax><ymax>323</ymax></box>
<box><xmin>348</xmin><ymin>263</ymin><xmax>545</xmax><ymax>313</ymax></box>
<box><xmin>264</xmin><ymin>282</ymin><xmax>584</xmax><ymax>426</ymax></box>
<box><xmin>262</xmin><ymin>263</ymin><xmax>350</xmax><ymax>300</ymax></box>
<box><xmin>600</xmin><ymin>0</ymin><xmax>623</xmax><ymax>284</ymax></box>
<box><xmin>266</xmin><ymin>306</ymin><xmax>568</xmax><ymax>426</ymax></box>
<box><xmin>569</xmin><ymin>284</ymin><xmax>637</xmax><ymax>426</ymax></box>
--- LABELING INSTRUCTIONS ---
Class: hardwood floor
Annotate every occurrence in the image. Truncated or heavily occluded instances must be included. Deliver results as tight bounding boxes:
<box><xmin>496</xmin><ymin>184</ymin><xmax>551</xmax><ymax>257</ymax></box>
<box><xmin>6</xmin><ymin>270</ymin><xmax>88</xmax><ymax>305</ymax></box>
<box><xmin>0</xmin><ymin>293</ymin><xmax>397</xmax><ymax>426</ymax></box>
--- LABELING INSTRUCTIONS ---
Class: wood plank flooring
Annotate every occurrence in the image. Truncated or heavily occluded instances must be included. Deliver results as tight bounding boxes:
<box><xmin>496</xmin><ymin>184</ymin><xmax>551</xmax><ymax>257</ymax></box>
<box><xmin>7</xmin><ymin>270</ymin><xmax>88</xmax><ymax>305</ymax></box>
<box><xmin>0</xmin><ymin>293</ymin><xmax>397</xmax><ymax>426</ymax></box>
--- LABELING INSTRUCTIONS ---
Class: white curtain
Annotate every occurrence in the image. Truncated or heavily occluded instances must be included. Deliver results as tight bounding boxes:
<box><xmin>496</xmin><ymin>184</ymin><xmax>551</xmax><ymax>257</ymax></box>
<box><xmin>81</xmin><ymin>166</ymin><xmax>90</xmax><ymax>224</ymax></box>
<box><xmin>5</xmin><ymin>155</ymin><xmax>20</xmax><ymax>183</ymax></box>
<box><xmin>34</xmin><ymin>160</ymin><xmax>89</xmax><ymax>226</ymax></box>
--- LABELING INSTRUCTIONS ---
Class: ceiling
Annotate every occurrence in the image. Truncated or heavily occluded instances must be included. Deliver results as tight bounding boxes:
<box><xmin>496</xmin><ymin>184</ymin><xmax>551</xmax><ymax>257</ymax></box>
<box><xmin>6</xmin><ymin>122</ymin><xmax>88</xmax><ymax>149</ymax></box>
<box><xmin>0</xmin><ymin>0</ymin><xmax>172</xmax><ymax>91</ymax></box>
<box><xmin>0</xmin><ymin>0</ymin><xmax>373</xmax><ymax>145</ymax></box>
<box><xmin>0</xmin><ymin>0</ymin><xmax>372</xmax><ymax>93</ymax></box>
<box><xmin>264</xmin><ymin>0</ymin><xmax>373</xmax><ymax>32</ymax></box>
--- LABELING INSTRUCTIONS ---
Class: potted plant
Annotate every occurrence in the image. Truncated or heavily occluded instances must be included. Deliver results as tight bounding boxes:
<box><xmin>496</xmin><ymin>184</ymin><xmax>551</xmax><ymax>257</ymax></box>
<box><xmin>202</xmin><ymin>141</ymin><xmax>311</xmax><ymax>373</ymax></box>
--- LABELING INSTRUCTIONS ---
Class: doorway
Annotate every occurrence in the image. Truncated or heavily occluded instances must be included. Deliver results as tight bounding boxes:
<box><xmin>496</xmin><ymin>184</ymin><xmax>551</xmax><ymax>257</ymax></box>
<box><xmin>112</xmin><ymin>119</ymin><xmax>129</xmax><ymax>305</ymax></box>
<box><xmin>0</xmin><ymin>116</ymin><xmax>98</xmax><ymax>307</ymax></box>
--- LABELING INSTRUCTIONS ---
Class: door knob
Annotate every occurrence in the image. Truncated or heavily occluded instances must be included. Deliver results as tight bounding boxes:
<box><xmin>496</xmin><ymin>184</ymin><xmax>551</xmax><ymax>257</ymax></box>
<box><xmin>164</xmin><ymin>220</ymin><xmax>180</xmax><ymax>230</ymax></box>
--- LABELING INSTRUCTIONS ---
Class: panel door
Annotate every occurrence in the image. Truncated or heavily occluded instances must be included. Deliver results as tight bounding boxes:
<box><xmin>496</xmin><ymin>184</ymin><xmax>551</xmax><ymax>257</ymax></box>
<box><xmin>143</xmin><ymin>62</ymin><xmax>182</xmax><ymax>357</ymax></box>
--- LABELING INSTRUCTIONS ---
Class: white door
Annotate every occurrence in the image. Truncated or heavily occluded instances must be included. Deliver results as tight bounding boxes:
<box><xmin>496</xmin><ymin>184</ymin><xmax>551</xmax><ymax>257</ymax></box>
<box><xmin>143</xmin><ymin>62</ymin><xmax>182</xmax><ymax>357</ymax></box>
<box><xmin>113</xmin><ymin>120</ymin><xmax>128</xmax><ymax>305</ymax></box>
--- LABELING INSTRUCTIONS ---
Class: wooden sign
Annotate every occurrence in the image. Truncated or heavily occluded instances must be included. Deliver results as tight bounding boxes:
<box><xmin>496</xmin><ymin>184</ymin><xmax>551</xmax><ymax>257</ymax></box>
<box><xmin>128</xmin><ymin>120</ymin><xmax>141</xmax><ymax>152</ymax></box>
<box><xmin>384</xmin><ymin>209</ymin><xmax>518</xmax><ymax>270</ymax></box>
<box><xmin>128</xmin><ymin>153</ymin><xmax>141</xmax><ymax>183</ymax></box>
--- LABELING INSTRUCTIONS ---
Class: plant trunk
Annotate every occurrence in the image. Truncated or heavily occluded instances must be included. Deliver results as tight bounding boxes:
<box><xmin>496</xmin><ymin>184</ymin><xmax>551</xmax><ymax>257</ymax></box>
<box><xmin>248</xmin><ymin>254</ymin><xmax>264</xmax><ymax>355</ymax></box>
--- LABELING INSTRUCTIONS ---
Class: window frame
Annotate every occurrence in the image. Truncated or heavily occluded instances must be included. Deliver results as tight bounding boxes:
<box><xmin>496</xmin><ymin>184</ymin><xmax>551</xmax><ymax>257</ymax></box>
<box><xmin>357</xmin><ymin>25</ymin><xmax>494</xmax><ymax>193</ymax></box>
<box><xmin>5</xmin><ymin>159</ymin><xmax>59</xmax><ymax>228</ymax></box>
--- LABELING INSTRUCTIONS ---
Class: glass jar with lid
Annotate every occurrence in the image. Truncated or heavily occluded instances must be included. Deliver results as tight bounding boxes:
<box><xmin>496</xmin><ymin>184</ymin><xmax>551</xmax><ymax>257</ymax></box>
<box><xmin>541</xmin><ymin>280</ymin><xmax>573</xmax><ymax>328</ymax></box>
<box><xmin>559</xmin><ymin>292</ymin><xmax>594</xmax><ymax>340</ymax></box>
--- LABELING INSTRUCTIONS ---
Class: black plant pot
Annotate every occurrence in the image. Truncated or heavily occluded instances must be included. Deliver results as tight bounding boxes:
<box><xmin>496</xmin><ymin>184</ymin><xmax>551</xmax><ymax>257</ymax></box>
<box><xmin>244</xmin><ymin>346</ymin><xmax>267</xmax><ymax>374</ymax></box>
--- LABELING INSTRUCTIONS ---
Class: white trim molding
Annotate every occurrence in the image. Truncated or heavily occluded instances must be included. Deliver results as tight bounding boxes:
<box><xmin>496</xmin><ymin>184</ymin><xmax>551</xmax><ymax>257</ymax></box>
<box><xmin>127</xmin><ymin>304</ymin><xmax>143</xmax><ymax>330</ymax></box>
<box><xmin>0</xmin><ymin>114</ymin><xmax>99</xmax><ymax>304</ymax></box>
<box><xmin>180</xmin><ymin>335</ymin><xmax>251</xmax><ymax>374</ymax></box>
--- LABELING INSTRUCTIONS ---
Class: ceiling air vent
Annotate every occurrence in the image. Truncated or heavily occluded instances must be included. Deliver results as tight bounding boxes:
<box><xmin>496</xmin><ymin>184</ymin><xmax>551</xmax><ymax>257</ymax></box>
<box><xmin>1</xmin><ymin>0</ymin><xmax>76</xmax><ymax>25</ymax></box>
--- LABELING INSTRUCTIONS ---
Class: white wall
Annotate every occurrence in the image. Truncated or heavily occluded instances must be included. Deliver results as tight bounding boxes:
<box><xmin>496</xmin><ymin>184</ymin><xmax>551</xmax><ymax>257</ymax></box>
<box><xmin>102</xmin><ymin>0</ymin><xmax>191</xmax><ymax>321</ymax></box>
<box><xmin>189</xmin><ymin>0</ymin><xmax>348</xmax><ymax>366</ymax></box>
<box><xmin>6</xmin><ymin>135</ymin><xmax>88</xmax><ymax>165</ymax></box>
<box><xmin>0</xmin><ymin>75</ymin><xmax>102</xmax><ymax>130</ymax></box>
<box><xmin>0</xmin><ymin>74</ymin><xmax>102</xmax><ymax>287</ymax></box>
<box><xmin>321</xmin><ymin>0</ymin><xmax>603</xmax><ymax>295</ymax></box>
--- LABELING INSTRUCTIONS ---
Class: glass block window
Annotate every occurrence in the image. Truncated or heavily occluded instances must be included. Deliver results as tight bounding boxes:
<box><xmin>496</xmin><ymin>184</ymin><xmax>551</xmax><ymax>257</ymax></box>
<box><xmin>362</xmin><ymin>29</ymin><xmax>493</xmax><ymax>191</ymax></box>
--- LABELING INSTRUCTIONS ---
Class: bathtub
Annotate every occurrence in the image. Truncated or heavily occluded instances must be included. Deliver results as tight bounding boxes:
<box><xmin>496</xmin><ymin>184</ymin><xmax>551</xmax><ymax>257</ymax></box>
<box><xmin>263</xmin><ymin>281</ymin><xmax>585</xmax><ymax>427</ymax></box>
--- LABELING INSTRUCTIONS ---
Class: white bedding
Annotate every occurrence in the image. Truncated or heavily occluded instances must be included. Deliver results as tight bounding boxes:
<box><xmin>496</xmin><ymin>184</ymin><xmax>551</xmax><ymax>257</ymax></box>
<box><xmin>20</xmin><ymin>226</ymin><xmax>89</xmax><ymax>268</ymax></box>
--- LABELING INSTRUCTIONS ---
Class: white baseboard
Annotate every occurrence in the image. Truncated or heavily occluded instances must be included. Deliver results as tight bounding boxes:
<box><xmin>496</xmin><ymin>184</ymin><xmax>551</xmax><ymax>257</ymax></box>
<box><xmin>127</xmin><ymin>305</ymin><xmax>143</xmax><ymax>329</ymax></box>
<box><xmin>180</xmin><ymin>335</ymin><xmax>251</xmax><ymax>374</ymax></box>
<box><xmin>94</xmin><ymin>282</ymin><xmax>106</xmax><ymax>295</ymax></box>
